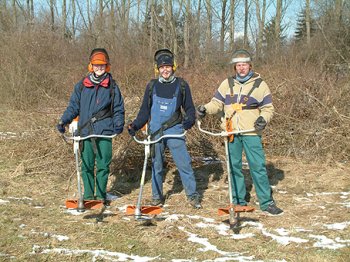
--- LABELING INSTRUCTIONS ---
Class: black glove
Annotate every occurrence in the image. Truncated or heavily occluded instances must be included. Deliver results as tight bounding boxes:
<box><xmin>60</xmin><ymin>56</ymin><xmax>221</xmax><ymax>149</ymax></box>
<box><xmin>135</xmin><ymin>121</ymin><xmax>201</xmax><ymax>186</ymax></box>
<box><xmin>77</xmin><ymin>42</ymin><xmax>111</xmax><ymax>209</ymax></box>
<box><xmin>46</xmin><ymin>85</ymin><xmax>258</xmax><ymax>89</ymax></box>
<box><xmin>182</xmin><ymin>117</ymin><xmax>193</xmax><ymax>130</ymax></box>
<box><xmin>254</xmin><ymin>116</ymin><xmax>267</xmax><ymax>131</ymax></box>
<box><xmin>196</xmin><ymin>105</ymin><xmax>206</xmax><ymax>118</ymax></box>
<box><xmin>114</xmin><ymin>127</ymin><xmax>123</xmax><ymax>135</ymax></box>
<box><xmin>56</xmin><ymin>120</ymin><xmax>66</xmax><ymax>134</ymax></box>
<box><xmin>127</xmin><ymin>122</ymin><xmax>137</xmax><ymax>136</ymax></box>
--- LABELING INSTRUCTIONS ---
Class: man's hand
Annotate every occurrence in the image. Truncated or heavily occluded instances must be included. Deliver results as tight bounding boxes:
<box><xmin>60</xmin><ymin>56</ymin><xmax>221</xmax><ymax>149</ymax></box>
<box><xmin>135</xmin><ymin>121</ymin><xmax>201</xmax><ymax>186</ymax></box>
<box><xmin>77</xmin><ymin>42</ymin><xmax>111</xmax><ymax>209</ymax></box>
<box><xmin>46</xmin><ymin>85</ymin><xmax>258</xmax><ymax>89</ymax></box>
<box><xmin>127</xmin><ymin>122</ymin><xmax>137</xmax><ymax>136</ymax></box>
<box><xmin>182</xmin><ymin>117</ymin><xmax>193</xmax><ymax>130</ymax></box>
<box><xmin>196</xmin><ymin>105</ymin><xmax>206</xmax><ymax>118</ymax></box>
<box><xmin>56</xmin><ymin>120</ymin><xmax>66</xmax><ymax>134</ymax></box>
<box><xmin>254</xmin><ymin>116</ymin><xmax>267</xmax><ymax>131</ymax></box>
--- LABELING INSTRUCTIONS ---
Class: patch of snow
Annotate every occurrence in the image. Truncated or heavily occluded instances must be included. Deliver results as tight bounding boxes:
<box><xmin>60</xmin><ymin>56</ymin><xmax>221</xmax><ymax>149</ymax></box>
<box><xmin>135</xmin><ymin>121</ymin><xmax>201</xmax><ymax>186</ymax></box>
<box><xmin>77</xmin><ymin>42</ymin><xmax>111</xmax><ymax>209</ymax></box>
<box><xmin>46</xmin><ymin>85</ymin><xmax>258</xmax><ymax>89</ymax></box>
<box><xmin>65</xmin><ymin>209</ymin><xmax>85</xmax><ymax>216</ymax></box>
<box><xmin>334</xmin><ymin>237</ymin><xmax>350</xmax><ymax>243</ymax></box>
<box><xmin>19</xmin><ymin>224</ymin><xmax>26</xmax><ymax>229</ymax></box>
<box><xmin>231</xmin><ymin>233</ymin><xmax>255</xmax><ymax>240</ymax></box>
<box><xmin>309</xmin><ymin>234</ymin><xmax>346</xmax><ymax>250</ymax></box>
<box><xmin>324</xmin><ymin>222</ymin><xmax>350</xmax><ymax>230</ymax></box>
<box><xmin>165</xmin><ymin>214</ymin><xmax>183</xmax><ymax>222</ymax></box>
<box><xmin>195</xmin><ymin>222</ymin><xmax>230</xmax><ymax>236</ymax></box>
<box><xmin>7</xmin><ymin>196</ymin><xmax>32</xmax><ymax>201</ymax></box>
<box><xmin>52</xmin><ymin>234</ymin><xmax>69</xmax><ymax>241</ymax></box>
<box><xmin>106</xmin><ymin>193</ymin><xmax>118</xmax><ymax>201</ymax></box>
<box><xmin>275</xmin><ymin>228</ymin><xmax>290</xmax><ymax>236</ymax></box>
<box><xmin>0</xmin><ymin>199</ymin><xmax>10</xmax><ymax>204</ymax></box>
<box><xmin>31</xmin><ymin>246</ymin><xmax>158</xmax><ymax>261</ymax></box>
<box><xmin>262</xmin><ymin>229</ymin><xmax>308</xmax><ymax>246</ymax></box>
<box><xmin>179</xmin><ymin>227</ymin><xmax>258</xmax><ymax>261</ymax></box>
<box><xmin>294</xmin><ymin>227</ymin><xmax>313</xmax><ymax>233</ymax></box>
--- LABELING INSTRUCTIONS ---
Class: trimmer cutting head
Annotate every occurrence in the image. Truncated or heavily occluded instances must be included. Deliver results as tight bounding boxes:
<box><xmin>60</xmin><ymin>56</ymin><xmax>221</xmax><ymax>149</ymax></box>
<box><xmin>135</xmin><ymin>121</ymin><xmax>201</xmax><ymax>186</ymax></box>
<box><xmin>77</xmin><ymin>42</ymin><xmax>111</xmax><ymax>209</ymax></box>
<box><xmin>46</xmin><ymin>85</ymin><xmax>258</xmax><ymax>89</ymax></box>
<box><xmin>126</xmin><ymin>205</ymin><xmax>163</xmax><ymax>216</ymax></box>
<box><xmin>65</xmin><ymin>199</ymin><xmax>104</xmax><ymax>210</ymax></box>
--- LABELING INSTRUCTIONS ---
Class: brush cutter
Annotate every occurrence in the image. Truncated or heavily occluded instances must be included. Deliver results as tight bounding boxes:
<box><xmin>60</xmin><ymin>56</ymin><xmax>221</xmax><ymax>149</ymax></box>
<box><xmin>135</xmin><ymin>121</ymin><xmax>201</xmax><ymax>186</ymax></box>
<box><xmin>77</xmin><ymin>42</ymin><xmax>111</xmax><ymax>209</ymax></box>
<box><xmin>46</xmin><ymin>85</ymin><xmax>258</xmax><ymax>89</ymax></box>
<box><xmin>63</xmin><ymin>119</ymin><xmax>117</xmax><ymax>212</ymax></box>
<box><xmin>126</xmin><ymin>132</ymin><xmax>187</xmax><ymax>220</ymax></box>
<box><xmin>197</xmin><ymin>120</ymin><xmax>255</xmax><ymax>226</ymax></box>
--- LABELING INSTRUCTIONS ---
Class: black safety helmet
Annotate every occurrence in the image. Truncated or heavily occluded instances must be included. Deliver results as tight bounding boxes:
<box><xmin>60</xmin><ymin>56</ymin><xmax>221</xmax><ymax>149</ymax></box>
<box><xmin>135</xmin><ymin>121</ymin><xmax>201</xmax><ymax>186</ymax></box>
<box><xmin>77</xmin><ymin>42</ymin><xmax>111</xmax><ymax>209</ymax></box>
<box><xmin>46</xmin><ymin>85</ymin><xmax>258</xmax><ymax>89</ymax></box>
<box><xmin>154</xmin><ymin>48</ymin><xmax>175</xmax><ymax>68</ymax></box>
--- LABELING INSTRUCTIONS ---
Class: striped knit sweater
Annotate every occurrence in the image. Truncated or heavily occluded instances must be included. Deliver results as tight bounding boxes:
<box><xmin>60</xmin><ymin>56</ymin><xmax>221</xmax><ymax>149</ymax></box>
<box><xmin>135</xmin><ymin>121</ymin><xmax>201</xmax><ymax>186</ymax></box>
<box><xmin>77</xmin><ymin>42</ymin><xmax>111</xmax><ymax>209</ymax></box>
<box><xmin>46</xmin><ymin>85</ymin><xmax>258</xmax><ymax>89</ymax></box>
<box><xmin>204</xmin><ymin>73</ymin><xmax>274</xmax><ymax>135</ymax></box>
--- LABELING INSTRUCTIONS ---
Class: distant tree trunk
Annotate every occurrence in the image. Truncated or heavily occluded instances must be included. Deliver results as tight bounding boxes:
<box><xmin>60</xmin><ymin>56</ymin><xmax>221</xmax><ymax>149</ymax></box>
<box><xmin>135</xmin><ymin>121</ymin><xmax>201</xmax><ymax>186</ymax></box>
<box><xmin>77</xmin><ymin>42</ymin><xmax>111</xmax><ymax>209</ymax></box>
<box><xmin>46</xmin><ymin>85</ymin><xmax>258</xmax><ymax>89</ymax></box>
<box><xmin>220</xmin><ymin>0</ymin><xmax>227</xmax><ymax>54</ymax></box>
<box><xmin>12</xmin><ymin>0</ymin><xmax>17</xmax><ymax>28</ymax></box>
<box><xmin>183</xmin><ymin>0</ymin><xmax>190</xmax><ymax>68</ymax></box>
<box><xmin>193</xmin><ymin>0</ymin><xmax>202</xmax><ymax>62</ymax></box>
<box><xmin>110</xmin><ymin>0</ymin><xmax>116</xmax><ymax>35</ymax></box>
<box><xmin>205</xmin><ymin>0</ymin><xmax>212</xmax><ymax>59</ymax></box>
<box><xmin>62</xmin><ymin>0</ymin><xmax>67</xmax><ymax>37</ymax></box>
<box><xmin>97</xmin><ymin>0</ymin><xmax>104</xmax><ymax>45</ymax></box>
<box><xmin>49</xmin><ymin>0</ymin><xmax>55</xmax><ymax>31</ymax></box>
<box><xmin>275</xmin><ymin>0</ymin><xmax>282</xmax><ymax>50</ymax></box>
<box><xmin>72</xmin><ymin>0</ymin><xmax>76</xmax><ymax>38</ymax></box>
<box><xmin>87</xmin><ymin>0</ymin><xmax>92</xmax><ymax>34</ymax></box>
<box><xmin>334</xmin><ymin>0</ymin><xmax>343</xmax><ymax>27</ymax></box>
<box><xmin>243</xmin><ymin>0</ymin><xmax>248</xmax><ymax>48</ymax></box>
<box><xmin>255</xmin><ymin>0</ymin><xmax>266</xmax><ymax>58</ymax></box>
<box><xmin>305</xmin><ymin>0</ymin><xmax>311</xmax><ymax>47</ymax></box>
<box><xmin>229</xmin><ymin>0</ymin><xmax>235</xmax><ymax>52</ymax></box>
<box><xmin>149</xmin><ymin>0</ymin><xmax>154</xmax><ymax>56</ymax></box>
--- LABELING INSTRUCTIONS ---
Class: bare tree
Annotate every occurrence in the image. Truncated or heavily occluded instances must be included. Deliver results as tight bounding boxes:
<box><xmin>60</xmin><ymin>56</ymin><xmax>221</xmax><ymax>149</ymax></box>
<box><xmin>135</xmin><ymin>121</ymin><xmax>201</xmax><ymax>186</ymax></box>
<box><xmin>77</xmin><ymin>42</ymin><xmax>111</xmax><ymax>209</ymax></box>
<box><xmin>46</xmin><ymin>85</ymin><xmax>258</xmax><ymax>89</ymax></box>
<box><xmin>72</xmin><ymin>0</ymin><xmax>76</xmax><ymax>38</ymax></box>
<box><xmin>220</xmin><ymin>0</ymin><xmax>228</xmax><ymax>53</ymax></box>
<box><xmin>229</xmin><ymin>0</ymin><xmax>236</xmax><ymax>52</ymax></box>
<box><xmin>275</xmin><ymin>0</ymin><xmax>282</xmax><ymax>50</ymax></box>
<box><xmin>183</xmin><ymin>0</ymin><xmax>190</xmax><ymax>68</ymax></box>
<box><xmin>149</xmin><ymin>0</ymin><xmax>155</xmax><ymax>56</ymax></box>
<box><xmin>255</xmin><ymin>0</ymin><xmax>267</xmax><ymax>58</ymax></box>
<box><xmin>305</xmin><ymin>0</ymin><xmax>311</xmax><ymax>47</ymax></box>
<box><xmin>205</xmin><ymin>0</ymin><xmax>212</xmax><ymax>58</ymax></box>
<box><xmin>49</xmin><ymin>0</ymin><xmax>55</xmax><ymax>31</ymax></box>
<box><xmin>62</xmin><ymin>0</ymin><xmax>67</xmax><ymax>37</ymax></box>
<box><xmin>244</xmin><ymin>0</ymin><xmax>249</xmax><ymax>48</ymax></box>
<box><xmin>12</xmin><ymin>0</ymin><xmax>17</xmax><ymax>28</ymax></box>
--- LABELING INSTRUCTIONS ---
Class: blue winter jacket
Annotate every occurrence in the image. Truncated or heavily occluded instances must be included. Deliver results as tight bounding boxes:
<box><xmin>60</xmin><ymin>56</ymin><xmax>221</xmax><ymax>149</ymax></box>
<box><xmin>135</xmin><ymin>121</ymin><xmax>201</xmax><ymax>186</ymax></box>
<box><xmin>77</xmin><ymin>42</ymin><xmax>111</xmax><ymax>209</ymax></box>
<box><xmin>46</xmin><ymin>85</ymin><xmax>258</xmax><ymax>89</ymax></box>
<box><xmin>60</xmin><ymin>73</ymin><xmax>125</xmax><ymax>137</ymax></box>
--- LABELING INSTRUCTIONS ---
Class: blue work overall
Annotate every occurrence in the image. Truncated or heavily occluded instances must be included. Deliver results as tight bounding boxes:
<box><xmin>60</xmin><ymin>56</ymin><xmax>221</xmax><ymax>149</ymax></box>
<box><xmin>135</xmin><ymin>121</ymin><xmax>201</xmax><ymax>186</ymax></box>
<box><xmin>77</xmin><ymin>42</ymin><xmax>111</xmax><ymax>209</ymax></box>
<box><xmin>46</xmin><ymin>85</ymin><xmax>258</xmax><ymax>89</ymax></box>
<box><xmin>149</xmin><ymin>82</ymin><xmax>197</xmax><ymax>201</ymax></box>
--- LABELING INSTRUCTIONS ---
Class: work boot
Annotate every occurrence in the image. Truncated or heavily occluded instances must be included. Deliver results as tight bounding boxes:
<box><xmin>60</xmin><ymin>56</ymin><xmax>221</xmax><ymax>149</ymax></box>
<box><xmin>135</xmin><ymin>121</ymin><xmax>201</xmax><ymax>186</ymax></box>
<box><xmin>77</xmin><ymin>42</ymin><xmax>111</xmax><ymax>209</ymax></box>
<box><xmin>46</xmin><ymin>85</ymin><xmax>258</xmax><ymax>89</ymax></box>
<box><xmin>189</xmin><ymin>195</ymin><xmax>202</xmax><ymax>209</ymax></box>
<box><xmin>151</xmin><ymin>198</ymin><xmax>164</xmax><ymax>207</ymax></box>
<box><xmin>263</xmin><ymin>202</ymin><xmax>283</xmax><ymax>216</ymax></box>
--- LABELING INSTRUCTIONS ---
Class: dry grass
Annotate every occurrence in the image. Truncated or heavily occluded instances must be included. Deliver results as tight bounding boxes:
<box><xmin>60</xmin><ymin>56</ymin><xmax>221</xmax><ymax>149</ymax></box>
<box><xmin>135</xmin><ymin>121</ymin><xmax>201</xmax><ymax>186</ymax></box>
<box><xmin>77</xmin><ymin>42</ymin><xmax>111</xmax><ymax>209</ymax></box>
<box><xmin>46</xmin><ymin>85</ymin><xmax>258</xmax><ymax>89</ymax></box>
<box><xmin>0</xmin><ymin>110</ymin><xmax>349</xmax><ymax>261</ymax></box>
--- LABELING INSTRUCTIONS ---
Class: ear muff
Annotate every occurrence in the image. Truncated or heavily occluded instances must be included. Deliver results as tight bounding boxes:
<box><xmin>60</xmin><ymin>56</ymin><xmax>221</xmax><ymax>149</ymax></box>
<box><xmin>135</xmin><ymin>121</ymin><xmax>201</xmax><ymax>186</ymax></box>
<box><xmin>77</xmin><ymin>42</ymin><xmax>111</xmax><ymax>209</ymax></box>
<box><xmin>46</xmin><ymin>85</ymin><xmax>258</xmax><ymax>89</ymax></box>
<box><xmin>88</xmin><ymin>63</ymin><xmax>110</xmax><ymax>73</ymax></box>
<box><xmin>88</xmin><ymin>63</ymin><xmax>93</xmax><ymax>73</ymax></box>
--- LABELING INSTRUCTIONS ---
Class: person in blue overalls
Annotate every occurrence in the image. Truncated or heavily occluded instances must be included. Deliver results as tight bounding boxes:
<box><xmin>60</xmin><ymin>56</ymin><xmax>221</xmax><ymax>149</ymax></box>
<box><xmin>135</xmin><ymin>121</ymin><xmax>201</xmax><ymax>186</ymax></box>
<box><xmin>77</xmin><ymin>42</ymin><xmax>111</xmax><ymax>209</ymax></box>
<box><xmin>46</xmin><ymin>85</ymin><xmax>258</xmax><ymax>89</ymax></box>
<box><xmin>128</xmin><ymin>48</ymin><xmax>201</xmax><ymax>209</ymax></box>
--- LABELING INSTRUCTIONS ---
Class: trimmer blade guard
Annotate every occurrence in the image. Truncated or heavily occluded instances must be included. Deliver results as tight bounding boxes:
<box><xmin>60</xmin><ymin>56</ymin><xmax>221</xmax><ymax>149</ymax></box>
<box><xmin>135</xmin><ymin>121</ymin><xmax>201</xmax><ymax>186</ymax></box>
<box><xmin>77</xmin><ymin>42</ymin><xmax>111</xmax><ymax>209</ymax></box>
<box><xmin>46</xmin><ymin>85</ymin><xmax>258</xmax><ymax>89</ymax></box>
<box><xmin>65</xmin><ymin>199</ymin><xmax>104</xmax><ymax>210</ymax></box>
<box><xmin>218</xmin><ymin>205</ymin><xmax>255</xmax><ymax>216</ymax></box>
<box><xmin>126</xmin><ymin>205</ymin><xmax>163</xmax><ymax>215</ymax></box>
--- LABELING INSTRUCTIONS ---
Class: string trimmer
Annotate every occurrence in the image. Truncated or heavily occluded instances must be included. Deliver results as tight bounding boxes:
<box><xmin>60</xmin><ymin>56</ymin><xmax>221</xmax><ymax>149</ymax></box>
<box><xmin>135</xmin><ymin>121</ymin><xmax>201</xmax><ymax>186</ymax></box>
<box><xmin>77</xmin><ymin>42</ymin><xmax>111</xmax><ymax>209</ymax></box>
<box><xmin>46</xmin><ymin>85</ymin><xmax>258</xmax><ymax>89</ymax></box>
<box><xmin>197</xmin><ymin>120</ymin><xmax>255</xmax><ymax>227</ymax></box>
<box><xmin>63</xmin><ymin>118</ymin><xmax>117</xmax><ymax>212</ymax></box>
<box><xmin>126</xmin><ymin>132</ymin><xmax>186</xmax><ymax>220</ymax></box>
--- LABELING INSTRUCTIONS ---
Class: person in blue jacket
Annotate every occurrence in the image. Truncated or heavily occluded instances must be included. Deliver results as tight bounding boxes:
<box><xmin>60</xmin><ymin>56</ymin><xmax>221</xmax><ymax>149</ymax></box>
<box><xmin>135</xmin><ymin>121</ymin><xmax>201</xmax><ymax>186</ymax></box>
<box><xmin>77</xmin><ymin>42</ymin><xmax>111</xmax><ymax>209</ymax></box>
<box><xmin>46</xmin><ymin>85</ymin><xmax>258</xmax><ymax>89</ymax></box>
<box><xmin>128</xmin><ymin>48</ymin><xmax>201</xmax><ymax>209</ymax></box>
<box><xmin>57</xmin><ymin>48</ymin><xmax>125</xmax><ymax>204</ymax></box>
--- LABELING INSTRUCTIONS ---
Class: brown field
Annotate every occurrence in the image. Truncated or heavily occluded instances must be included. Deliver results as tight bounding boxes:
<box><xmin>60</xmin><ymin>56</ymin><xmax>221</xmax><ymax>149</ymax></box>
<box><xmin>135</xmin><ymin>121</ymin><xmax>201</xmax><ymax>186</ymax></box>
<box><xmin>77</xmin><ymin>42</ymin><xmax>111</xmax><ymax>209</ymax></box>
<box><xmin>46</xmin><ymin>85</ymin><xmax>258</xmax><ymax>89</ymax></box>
<box><xmin>0</xmin><ymin>110</ymin><xmax>349</xmax><ymax>262</ymax></box>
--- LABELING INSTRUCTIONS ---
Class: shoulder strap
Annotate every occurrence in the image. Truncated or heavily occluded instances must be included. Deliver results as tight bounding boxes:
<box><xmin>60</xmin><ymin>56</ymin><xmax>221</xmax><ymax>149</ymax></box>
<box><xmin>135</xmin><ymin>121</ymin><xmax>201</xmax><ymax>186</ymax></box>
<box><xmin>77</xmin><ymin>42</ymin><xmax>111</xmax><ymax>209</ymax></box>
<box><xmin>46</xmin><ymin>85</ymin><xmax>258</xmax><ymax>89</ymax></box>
<box><xmin>245</xmin><ymin>78</ymin><xmax>262</xmax><ymax>99</ymax></box>
<box><xmin>177</xmin><ymin>77</ymin><xmax>186</xmax><ymax>106</ymax></box>
<box><xmin>148</xmin><ymin>79</ymin><xmax>157</xmax><ymax>109</ymax></box>
<box><xmin>228</xmin><ymin>76</ymin><xmax>235</xmax><ymax>97</ymax></box>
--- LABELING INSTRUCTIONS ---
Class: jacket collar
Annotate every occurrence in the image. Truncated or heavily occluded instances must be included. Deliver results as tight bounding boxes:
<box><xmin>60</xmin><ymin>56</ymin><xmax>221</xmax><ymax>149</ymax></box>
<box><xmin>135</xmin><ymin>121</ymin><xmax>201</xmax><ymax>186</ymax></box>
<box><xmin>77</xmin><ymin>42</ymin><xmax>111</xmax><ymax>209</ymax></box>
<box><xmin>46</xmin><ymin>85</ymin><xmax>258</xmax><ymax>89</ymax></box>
<box><xmin>83</xmin><ymin>74</ymin><xmax>110</xmax><ymax>88</ymax></box>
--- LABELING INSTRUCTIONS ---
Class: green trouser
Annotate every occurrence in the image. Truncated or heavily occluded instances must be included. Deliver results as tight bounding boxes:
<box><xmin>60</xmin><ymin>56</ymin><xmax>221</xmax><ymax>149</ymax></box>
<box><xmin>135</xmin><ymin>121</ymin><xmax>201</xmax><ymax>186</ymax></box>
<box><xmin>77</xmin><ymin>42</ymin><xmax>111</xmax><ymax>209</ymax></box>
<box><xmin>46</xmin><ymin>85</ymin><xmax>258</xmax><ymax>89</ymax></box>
<box><xmin>228</xmin><ymin>135</ymin><xmax>272</xmax><ymax>210</ymax></box>
<box><xmin>80</xmin><ymin>138</ymin><xmax>112</xmax><ymax>201</ymax></box>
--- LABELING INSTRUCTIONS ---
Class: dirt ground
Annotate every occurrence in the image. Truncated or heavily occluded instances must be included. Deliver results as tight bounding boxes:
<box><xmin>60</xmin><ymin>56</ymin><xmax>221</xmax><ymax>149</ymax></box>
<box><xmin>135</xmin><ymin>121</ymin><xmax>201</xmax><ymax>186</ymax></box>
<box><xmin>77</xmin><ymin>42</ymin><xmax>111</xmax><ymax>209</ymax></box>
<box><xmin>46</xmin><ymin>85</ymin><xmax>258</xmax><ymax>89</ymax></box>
<box><xmin>0</xmin><ymin>110</ymin><xmax>349</xmax><ymax>261</ymax></box>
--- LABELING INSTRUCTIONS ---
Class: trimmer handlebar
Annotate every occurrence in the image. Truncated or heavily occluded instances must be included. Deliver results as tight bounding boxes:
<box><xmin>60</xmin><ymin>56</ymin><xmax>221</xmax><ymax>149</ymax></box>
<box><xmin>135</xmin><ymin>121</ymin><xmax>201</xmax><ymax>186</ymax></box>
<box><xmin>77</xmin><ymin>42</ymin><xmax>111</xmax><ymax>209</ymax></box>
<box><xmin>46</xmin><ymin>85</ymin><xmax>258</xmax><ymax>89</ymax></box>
<box><xmin>63</xmin><ymin>134</ymin><xmax>118</xmax><ymax>141</ymax></box>
<box><xmin>132</xmin><ymin>132</ymin><xmax>187</xmax><ymax>145</ymax></box>
<box><xmin>197</xmin><ymin>120</ymin><xmax>255</xmax><ymax>136</ymax></box>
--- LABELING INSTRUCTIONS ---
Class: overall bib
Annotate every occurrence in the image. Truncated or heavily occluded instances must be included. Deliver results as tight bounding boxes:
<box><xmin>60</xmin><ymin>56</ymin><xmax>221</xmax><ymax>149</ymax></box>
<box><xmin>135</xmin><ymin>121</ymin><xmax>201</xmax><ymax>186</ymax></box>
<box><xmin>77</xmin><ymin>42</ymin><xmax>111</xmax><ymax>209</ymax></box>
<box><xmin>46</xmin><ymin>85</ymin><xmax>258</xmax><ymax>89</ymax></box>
<box><xmin>149</xmin><ymin>82</ymin><xmax>197</xmax><ymax>200</ymax></box>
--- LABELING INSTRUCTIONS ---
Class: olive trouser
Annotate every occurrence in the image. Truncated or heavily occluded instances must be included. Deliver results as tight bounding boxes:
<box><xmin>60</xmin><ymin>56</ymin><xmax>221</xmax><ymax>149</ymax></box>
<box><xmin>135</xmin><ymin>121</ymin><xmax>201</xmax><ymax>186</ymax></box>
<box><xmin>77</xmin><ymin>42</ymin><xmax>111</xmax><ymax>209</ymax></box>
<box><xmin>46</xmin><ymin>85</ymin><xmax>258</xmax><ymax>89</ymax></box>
<box><xmin>80</xmin><ymin>138</ymin><xmax>112</xmax><ymax>201</ymax></box>
<box><xmin>228</xmin><ymin>135</ymin><xmax>273</xmax><ymax>210</ymax></box>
